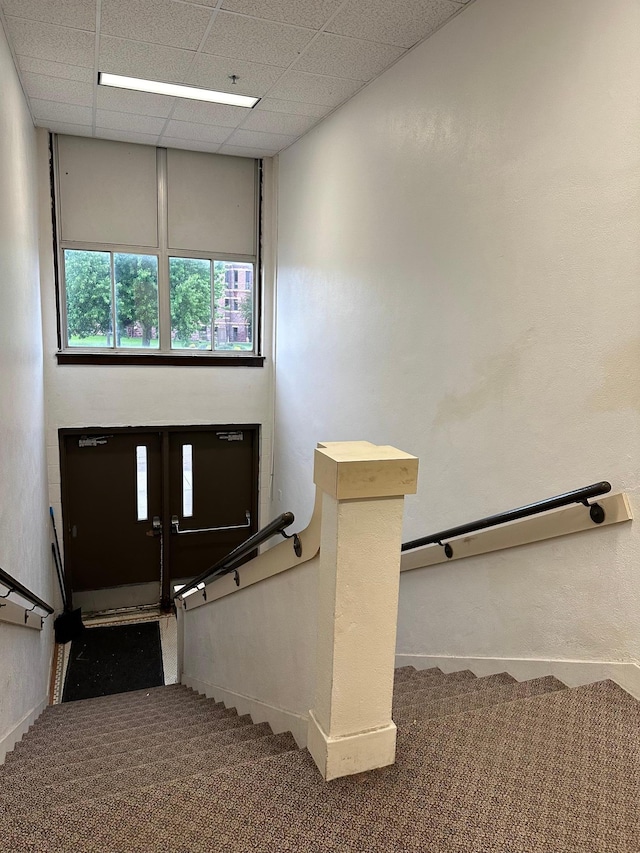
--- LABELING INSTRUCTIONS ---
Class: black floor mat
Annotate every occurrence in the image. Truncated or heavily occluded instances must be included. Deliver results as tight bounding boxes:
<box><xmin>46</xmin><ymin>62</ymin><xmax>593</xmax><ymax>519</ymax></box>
<box><xmin>62</xmin><ymin>621</ymin><xmax>164</xmax><ymax>702</ymax></box>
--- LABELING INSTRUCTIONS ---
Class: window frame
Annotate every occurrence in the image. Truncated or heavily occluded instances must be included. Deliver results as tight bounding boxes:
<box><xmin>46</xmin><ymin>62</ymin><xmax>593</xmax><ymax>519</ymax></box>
<box><xmin>52</xmin><ymin>135</ymin><xmax>264</xmax><ymax>367</ymax></box>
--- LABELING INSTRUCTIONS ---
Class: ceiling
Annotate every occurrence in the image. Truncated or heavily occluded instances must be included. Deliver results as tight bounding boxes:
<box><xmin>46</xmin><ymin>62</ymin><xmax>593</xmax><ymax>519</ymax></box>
<box><xmin>0</xmin><ymin>0</ymin><xmax>471</xmax><ymax>158</ymax></box>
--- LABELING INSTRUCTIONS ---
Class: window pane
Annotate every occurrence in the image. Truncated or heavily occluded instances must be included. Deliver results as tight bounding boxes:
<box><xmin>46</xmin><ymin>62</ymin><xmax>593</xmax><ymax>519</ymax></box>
<box><xmin>169</xmin><ymin>257</ymin><xmax>212</xmax><ymax>350</ymax></box>
<box><xmin>114</xmin><ymin>253</ymin><xmax>159</xmax><ymax>349</ymax></box>
<box><xmin>136</xmin><ymin>445</ymin><xmax>148</xmax><ymax>521</ymax></box>
<box><xmin>64</xmin><ymin>249</ymin><xmax>112</xmax><ymax>347</ymax></box>
<box><xmin>182</xmin><ymin>444</ymin><xmax>193</xmax><ymax>518</ymax></box>
<box><xmin>214</xmin><ymin>261</ymin><xmax>254</xmax><ymax>351</ymax></box>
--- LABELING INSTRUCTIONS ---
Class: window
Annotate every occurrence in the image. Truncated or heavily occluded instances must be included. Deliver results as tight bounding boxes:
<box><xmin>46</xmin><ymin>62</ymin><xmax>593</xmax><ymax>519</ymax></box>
<box><xmin>54</xmin><ymin>136</ymin><xmax>261</xmax><ymax>363</ymax></box>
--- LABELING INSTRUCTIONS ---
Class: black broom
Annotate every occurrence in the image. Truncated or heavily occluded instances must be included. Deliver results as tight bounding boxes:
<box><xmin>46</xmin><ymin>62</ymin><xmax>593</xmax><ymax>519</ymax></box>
<box><xmin>50</xmin><ymin>506</ymin><xmax>85</xmax><ymax>644</ymax></box>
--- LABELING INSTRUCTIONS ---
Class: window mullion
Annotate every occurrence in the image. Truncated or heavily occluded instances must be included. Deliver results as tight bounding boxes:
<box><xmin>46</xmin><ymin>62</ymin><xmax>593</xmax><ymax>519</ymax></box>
<box><xmin>157</xmin><ymin>148</ymin><xmax>171</xmax><ymax>352</ymax></box>
<box><xmin>109</xmin><ymin>252</ymin><xmax>116</xmax><ymax>349</ymax></box>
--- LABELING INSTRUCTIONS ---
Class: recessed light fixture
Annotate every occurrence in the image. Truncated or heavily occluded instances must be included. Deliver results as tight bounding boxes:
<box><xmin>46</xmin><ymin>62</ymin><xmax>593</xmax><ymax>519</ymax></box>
<box><xmin>98</xmin><ymin>72</ymin><xmax>260</xmax><ymax>108</ymax></box>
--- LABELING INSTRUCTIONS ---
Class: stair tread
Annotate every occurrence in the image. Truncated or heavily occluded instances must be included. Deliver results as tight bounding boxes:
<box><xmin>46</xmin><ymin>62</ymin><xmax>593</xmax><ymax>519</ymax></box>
<box><xmin>0</xmin><ymin>732</ymin><xmax>297</xmax><ymax>816</ymax></box>
<box><xmin>393</xmin><ymin>668</ymin><xmax>477</xmax><ymax>695</ymax></box>
<box><xmin>1</xmin><ymin>681</ymin><xmax>637</xmax><ymax>853</ymax></box>
<box><xmin>4</xmin><ymin>713</ymin><xmax>255</xmax><ymax>773</ymax></box>
<box><xmin>392</xmin><ymin>671</ymin><xmax>514</xmax><ymax>708</ymax></box>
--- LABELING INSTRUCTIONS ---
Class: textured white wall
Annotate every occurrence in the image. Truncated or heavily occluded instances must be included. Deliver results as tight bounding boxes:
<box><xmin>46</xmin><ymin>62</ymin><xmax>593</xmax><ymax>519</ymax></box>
<box><xmin>37</xmin><ymin>149</ymin><xmax>276</xmax><ymax>533</ymax></box>
<box><xmin>274</xmin><ymin>0</ymin><xmax>640</xmax><ymax>666</ymax></box>
<box><xmin>182</xmin><ymin>559</ymin><xmax>318</xmax><ymax>729</ymax></box>
<box><xmin>0</xmin><ymin>25</ymin><xmax>53</xmax><ymax>753</ymax></box>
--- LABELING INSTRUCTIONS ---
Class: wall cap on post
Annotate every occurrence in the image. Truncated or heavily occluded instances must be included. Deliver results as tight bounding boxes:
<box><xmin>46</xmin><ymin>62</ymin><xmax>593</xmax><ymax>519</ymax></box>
<box><xmin>314</xmin><ymin>440</ymin><xmax>418</xmax><ymax>500</ymax></box>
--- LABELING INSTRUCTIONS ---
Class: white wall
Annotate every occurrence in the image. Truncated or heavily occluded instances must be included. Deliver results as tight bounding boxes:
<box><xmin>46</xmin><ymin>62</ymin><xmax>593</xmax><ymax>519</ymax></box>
<box><xmin>38</xmin><ymin>150</ymin><xmax>276</xmax><ymax>538</ymax></box>
<box><xmin>273</xmin><ymin>0</ymin><xmax>640</xmax><ymax>668</ymax></box>
<box><xmin>0</xmin><ymin>24</ymin><xmax>52</xmax><ymax>758</ymax></box>
<box><xmin>181</xmin><ymin>558</ymin><xmax>318</xmax><ymax>745</ymax></box>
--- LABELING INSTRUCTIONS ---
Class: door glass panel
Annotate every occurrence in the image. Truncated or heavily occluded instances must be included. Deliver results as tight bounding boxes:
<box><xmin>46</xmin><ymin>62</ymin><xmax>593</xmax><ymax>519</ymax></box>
<box><xmin>169</xmin><ymin>257</ymin><xmax>212</xmax><ymax>350</ymax></box>
<box><xmin>214</xmin><ymin>261</ymin><xmax>254</xmax><ymax>352</ymax></box>
<box><xmin>64</xmin><ymin>249</ymin><xmax>112</xmax><ymax>347</ymax></box>
<box><xmin>182</xmin><ymin>444</ymin><xmax>193</xmax><ymax>518</ymax></box>
<box><xmin>136</xmin><ymin>445</ymin><xmax>148</xmax><ymax>521</ymax></box>
<box><xmin>114</xmin><ymin>253</ymin><xmax>159</xmax><ymax>348</ymax></box>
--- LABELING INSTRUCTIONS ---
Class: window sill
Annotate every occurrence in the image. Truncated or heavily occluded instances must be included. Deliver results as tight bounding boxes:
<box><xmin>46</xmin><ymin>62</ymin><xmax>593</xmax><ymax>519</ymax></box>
<box><xmin>56</xmin><ymin>351</ymin><xmax>265</xmax><ymax>367</ymax></box>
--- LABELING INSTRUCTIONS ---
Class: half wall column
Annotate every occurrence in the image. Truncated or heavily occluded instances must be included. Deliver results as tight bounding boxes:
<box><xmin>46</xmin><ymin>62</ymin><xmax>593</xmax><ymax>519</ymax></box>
<box><xmin>308</xmin><ymin>441</ymin><xmax>419</xmax><ymax>781</ymax></box>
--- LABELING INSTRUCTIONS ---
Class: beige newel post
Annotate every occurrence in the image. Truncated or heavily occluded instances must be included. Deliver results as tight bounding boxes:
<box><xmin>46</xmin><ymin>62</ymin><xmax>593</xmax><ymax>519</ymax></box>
<box><xmin>307</xmin><ymin>441</ymin><xmax>419</xmax><ymax>781</ymax></box>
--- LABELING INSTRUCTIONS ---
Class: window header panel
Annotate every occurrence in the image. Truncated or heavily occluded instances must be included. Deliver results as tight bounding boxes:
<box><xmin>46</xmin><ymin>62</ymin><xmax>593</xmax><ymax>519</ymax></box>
<box><xmin>167</xmin><ymin>149</ymin><xmax>257</xmax><ymax>256</ymax></box>
<box><xmin>57</xmin><ymin>136</ymin><xmax>158</xmax><ymax>248</ymax></box>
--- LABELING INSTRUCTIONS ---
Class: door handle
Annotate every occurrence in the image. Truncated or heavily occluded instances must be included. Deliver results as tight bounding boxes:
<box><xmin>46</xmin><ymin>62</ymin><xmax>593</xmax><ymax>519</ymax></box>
<box><xmin>146</xmin><ymin>516</ymin><xmax>162</xmax><ymax>537</ymax></box>
<box><xmin>171</xmin><ymin>511</ymin><xmax>251</xmax><ymax>535</ymax></box>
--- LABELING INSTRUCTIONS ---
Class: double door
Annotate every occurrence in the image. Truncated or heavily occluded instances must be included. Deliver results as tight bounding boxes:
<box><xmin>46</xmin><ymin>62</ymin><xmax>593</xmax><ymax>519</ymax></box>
<box><xmin>60</xmin><ymin>426</ymin><xmax>258</xmax><ymax>608</ymax></box>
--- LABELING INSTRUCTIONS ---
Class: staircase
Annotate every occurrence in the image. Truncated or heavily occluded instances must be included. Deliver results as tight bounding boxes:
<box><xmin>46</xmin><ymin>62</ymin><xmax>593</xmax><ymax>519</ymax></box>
<box><xmin>1</xmin><ymin>669</ymin><xmax>638</xmax><ymax>851</ymax></box>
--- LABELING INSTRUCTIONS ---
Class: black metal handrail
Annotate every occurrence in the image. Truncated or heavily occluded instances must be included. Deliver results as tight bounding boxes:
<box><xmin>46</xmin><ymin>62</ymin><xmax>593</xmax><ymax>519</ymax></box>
<box><xmin>173</xmin><ymin>511</ymin><xmax>297</xmax><ymax>600</ymax></box>
<box><xmin>401</xmin><ymin>481</ymin><xmax>612</xmax><ymax>555</ymax></box>
<box><xmin>0</xmin><ymin>565</ymin><xmax>54</xmax><ymax>614</ymax></box>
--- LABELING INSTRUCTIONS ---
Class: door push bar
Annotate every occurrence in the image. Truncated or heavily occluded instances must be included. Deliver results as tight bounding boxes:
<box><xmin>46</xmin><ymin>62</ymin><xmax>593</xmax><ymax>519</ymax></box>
<box><xmin>171</xmin><ymin>511</ymin><xmax>251</xmax><ymax>535</ymax></box>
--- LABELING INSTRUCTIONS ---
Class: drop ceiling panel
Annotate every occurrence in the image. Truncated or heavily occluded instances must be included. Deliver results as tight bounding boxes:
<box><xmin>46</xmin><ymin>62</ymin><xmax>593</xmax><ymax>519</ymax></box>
<box><xmin>220</xmin><ymin>0</ymin><xmax>344</xmax><ymax>30</ymax></box>
<box><xmin>30</xmin><ymin>100</ymin><xmax>93</xmax><ymax>125</ymax></box>
<box><xmin>219</xmin><ymin>144</ymin><xmax>277</xmax><ymax>158</ymax></box>
<box><xmin>326</xmin><ymin>0</ymin><xmax>463</xmax><ymax>48</ymax></box>
<box><xmin>37</xmin><ymin>121</ymin><xmax>93</xmax><ymax>136</ymax></box>
<box><xmin>2</xmin><ymin>0</ymin><xmax>96</xmax><ymax>31</ymax></box>
<box><xmin>96</xmin><ymin>86</ymin><xmax>176</xmax><ymax>118</ymax></box>
<box><xmin>100</xmin><ymin>0</ymin><xmax>212</xmax><ymax>50</ymax></box>
<box><xmin>171</xmin><ymin>99</ymin><xmax>247</xmax><ymax>128</ymax></box>
<box><xmin>163</xmin><ymin>120</ymin><xmax>232</xmax><ymax>144</ymax></box>
<box><xmin>99</xmin><ymin>36</ymin><xmax>194</xmax><ymax>82</ymax></box>
<box><xmin>1</xmin><ymin>0</ymin><xmax>472</xmax><ymax>155</ymax></box>
<box><xmin>22</xmin><ymin>73</ymin><xmax>93</xmax><ymax>106</ymax></box>
<box><xmin>269</xmin><ymin>71</ymin><xmax>363</xmax><ymax>107</ymax></box>
<box><xmin>295</xmin><ymin>33</ymin><xmax>404</xmax><ymax>80</ymax></box>
<box><xmin>226</xmin><ymin>128</ymin><xmax>297</xmax><ymax>149</ymax></box>
<box><xmin>161</xmin><ymin>137</ymin><xmax>221</xmax><ymax>153</ymax></box>
<box><xmin>17</xmin><ymin>57</ymin><xmax>94</xmax><ymax>83</ymax></box>
<box><xmin>187</xmin><ymin>53</ymin><xmax>282</xmax><ymax>95</ymax></box>
<box><xmin>203</xmin><ymin>12</ymin><xmax>315</xmax><ymax>68</ymax></box>
<box><xmin>256</xmin><ymin>97</ymin><xmax>329</xmax><ymax>117</ymax></box>
<box><xmin>241</xmin><ymin>109</ymin><xmax>319</xmax><ymax>136</ymax></box>
<box><xmin>6</xmin><ymin>18</ymin><xmax>95</xmax><ymax>66</ymax></box>
<box><xmin>96</xmin><ymin>110</ymin><xmax>168</xmax><ymax>135</ymax></box>
<box><xmin>97</xmin><ymin>129</ymin><xmax>162</xmax><ymax>146</ymax></box>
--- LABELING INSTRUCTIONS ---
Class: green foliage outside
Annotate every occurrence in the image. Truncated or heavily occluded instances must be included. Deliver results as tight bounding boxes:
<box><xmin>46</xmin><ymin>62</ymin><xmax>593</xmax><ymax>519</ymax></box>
<box><xmin>65</xmin><ymin>250</ymin><xmax>249</xmax><ymax>350</ymax></box>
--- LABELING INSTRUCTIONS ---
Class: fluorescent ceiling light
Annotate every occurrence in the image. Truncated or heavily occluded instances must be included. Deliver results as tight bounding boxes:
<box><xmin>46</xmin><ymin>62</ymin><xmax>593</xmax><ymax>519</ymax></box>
<box><xmin>99</xmin><ymin>72</ymin><xmax>260</xmax><ymax>108</ymax></box>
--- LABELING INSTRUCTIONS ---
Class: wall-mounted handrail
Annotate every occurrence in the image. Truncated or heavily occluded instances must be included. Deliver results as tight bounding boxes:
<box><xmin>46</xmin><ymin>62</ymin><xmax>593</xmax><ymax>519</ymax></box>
<box><xmin>173</xmin><ymin>511</ymin><xmax>296</xmax><ymax>601</ymax></box>
<box><xmin>401</xmin><ymin>481</ymin><xmax>612</xmax><ymax>555</ymax></box>
<box><xmin>0</xmin><ymin>565</ymin><xmax>54</xmax><ymax>615</ymax></box>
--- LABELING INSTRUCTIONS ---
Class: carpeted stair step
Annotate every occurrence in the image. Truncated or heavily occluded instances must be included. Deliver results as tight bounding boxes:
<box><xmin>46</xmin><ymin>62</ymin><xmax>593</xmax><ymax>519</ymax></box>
<box><xmin>393</xmin><ymin>666</ymin><xmax>443</xmax><ymax>687</ymax></box>
<box><xmin>8</xmin><ymin>703</ymin><xmax>240</xmax><ymax>760</ymax></box>
<box><xmin>28</xmin><ymin>698</ymin><xmax>214</xmax><ymax>738</ymax></box>
<box><xmin>41</xmin><ymin>687</ymin><xmax>208</xmax><ymax>723</ymax></box>
<box><xmin>395</xmin><ymin>675</ymin><xmax>567</xmax><ymax>724</ymax></box>
<box><xmin>2</xmin><ymin>681</ymin><xmax>637</xmax><ymax>852</ymax></box>
<box><xmin>393</xmin><ymin>668</ymin><xmax>477</xmax><ymax>696</ymax></box>
<box><xmin>0</xmin><ymin>731</ymin><xmax>298</xmax><ymax>818</ymax></box>
<box><xmin>392</xmin><ymin>672</ymin><xmax>515</xmax><ymax>709</ymax></box>
<box><xmin>393</xmin><ymin>665</ymin><xmax>419</xmax><ymax>682</ymax></box>
<box><xmin>1</xmin><ymin>721</ymin><xmax>276</xmax><ymax>788</ymax></box>
<box><xmin>2</xmin><ymin>712</ymin><xmax>256</xmax><ymax>774</ymax></box>
<box><xmin>44</xmin><ymin>683</ymin><xmax>189</xmax><ymax>715</ymax></box>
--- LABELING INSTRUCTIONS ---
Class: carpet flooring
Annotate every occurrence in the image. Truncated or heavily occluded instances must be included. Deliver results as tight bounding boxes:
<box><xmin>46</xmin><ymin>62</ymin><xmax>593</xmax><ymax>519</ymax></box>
<box><xmin>2</xmin><ymin>668</ymin><xmax>639</xmax><ymax>851</ymax></box>
<box><xmin>62</xmin><ymin>621</ymin><xmax>164</xmax><ymax>701</ymax></box>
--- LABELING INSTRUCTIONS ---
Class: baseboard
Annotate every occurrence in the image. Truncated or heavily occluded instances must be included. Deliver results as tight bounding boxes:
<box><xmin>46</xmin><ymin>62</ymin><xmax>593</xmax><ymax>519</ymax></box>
<box><xmin>182</xmin><ymin>674</ymin><xmax>309</xmax><ymax>747</ymax></box>
<box><xmin>395</xmin><ymin>654</ymin><xmax>640</xmax><ymax>700</ymax></box>
<box><xmin>0</xmin><ymin>697</ymin><xmax>48</xmax><ymax>765</ymax></box>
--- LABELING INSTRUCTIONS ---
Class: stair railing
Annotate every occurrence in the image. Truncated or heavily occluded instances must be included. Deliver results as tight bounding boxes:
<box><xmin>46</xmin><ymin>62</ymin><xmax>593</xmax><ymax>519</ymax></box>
<box><xmin>172</xmin><ymin>511</ymin><xmax>299</xmax><ymax>601</ymax></box>
<box><xmin>401</xmin><ymin>481</ymin><xmax>612</xmax><ymax>559</ymax></box>
<box><xmin>0</xmin><ymin>565</ymin><xmax>54</xmax><ymax>629</ymax></box>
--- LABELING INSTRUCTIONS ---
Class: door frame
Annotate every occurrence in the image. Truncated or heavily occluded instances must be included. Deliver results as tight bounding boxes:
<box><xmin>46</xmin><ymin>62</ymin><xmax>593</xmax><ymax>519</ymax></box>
<box><xmin>59</xmin><ymin>424</ymin><xmax>260</xmax><ymax>611</ymax></box>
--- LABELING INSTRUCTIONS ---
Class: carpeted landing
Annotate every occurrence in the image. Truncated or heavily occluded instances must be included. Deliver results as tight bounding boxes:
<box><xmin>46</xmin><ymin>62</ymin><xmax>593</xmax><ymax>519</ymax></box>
<box><xmin>1</xmin><ymin>668</ymin><xmax>639</xmax><ymax>851</ymax></box>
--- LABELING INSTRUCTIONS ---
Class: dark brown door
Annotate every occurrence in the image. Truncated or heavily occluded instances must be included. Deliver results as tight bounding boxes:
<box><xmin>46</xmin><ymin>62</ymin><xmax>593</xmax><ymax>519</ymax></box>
<box><xmin>62</xmin><ymin>432</ymin><xmax>162</xmax><ymax>592</ymax></box>
<box><xmin>168</xmin><ymin>429</ymin><xmax>257</xmax><ymax>583</ymax></box>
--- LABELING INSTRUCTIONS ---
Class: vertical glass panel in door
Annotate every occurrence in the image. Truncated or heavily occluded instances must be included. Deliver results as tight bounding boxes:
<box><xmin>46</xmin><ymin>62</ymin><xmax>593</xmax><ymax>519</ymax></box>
<box><xmin>214</xmin><ymin>261</ymin><xmax>254</xmax><ymax>352</ymax></box>
<box><xmin>169</xmin><ymin>258</ymin><xmax>212</xmax><ymax>350</ymax></box>
<box><xmin>64</xmin><ymin>249</ymin><xmax>112</xmax><ymax>347</ymax></box>
<box><xmin>114</xmin><ymin>253</ymin><xmax>159</xmax><ymax>348</ymax></box>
